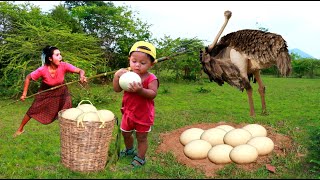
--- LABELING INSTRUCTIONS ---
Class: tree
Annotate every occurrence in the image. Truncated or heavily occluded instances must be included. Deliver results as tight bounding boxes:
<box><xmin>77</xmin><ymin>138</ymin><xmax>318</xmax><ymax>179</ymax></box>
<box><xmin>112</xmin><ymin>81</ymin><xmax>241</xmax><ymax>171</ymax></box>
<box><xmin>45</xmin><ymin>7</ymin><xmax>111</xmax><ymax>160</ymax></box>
<box><xmin>50</xmin><ymin>4</ymin><xmax>83</xmax><ymax>33</ymax></box>
<box><xmin>255</xmin><ymin>22</ymin><xmax>269</xmax><ymax>32</ymax></box>
<box><xmin>154</xmin><ymin>36</ymin><xmax>204</xmax><ymax>80</ymax></box>
<box><xmin>63</xmin><ymin>1</ymin><xmax>153</xmax><ymax>71</ymax></box>
<box><xmin>0</xmin><ymin>2</ymin><xmax>103</xmax><ymax>97</ymax></box>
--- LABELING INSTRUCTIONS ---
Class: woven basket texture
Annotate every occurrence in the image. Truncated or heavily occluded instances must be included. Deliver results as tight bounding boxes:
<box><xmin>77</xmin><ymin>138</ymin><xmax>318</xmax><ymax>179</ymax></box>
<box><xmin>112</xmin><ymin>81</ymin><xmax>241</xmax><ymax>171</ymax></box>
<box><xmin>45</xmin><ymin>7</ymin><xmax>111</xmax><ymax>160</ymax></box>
<box><xmin>58</xmin><ymin>109</ymin><xmax>114</xmax><ymax>172</ymax></box>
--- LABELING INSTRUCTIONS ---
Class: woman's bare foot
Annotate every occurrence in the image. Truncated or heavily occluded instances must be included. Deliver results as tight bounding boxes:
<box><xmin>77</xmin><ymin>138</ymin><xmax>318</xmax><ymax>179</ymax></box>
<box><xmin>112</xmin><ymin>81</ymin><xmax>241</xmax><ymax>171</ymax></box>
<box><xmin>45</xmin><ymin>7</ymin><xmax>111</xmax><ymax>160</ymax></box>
<box><xmin>13</xmin><ymin>130</ymin><xmax>25</xmax><ymax>138</ymax></box>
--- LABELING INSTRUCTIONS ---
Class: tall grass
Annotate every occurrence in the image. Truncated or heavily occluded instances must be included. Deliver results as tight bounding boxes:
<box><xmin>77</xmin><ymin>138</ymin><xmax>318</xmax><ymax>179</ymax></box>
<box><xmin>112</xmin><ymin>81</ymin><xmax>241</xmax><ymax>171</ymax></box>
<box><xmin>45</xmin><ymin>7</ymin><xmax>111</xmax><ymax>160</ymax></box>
<box><xmin>0</xmin><ymin>76</ymin><xmax>319</xmax><ymax>178</ymax></box>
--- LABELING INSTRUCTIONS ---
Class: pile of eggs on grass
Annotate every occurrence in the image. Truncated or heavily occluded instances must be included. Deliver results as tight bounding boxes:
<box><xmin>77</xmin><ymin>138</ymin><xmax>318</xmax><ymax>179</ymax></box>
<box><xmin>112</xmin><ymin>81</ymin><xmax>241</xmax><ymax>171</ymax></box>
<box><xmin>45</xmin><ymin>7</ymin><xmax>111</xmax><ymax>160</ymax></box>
<box><xmin>180</xmin><ymin>124</ymin><xmax>274</xmax><ymax>164</ymax></box>
<box><xmin>61</xmin><ymin>102</ymin><xmax>115</xmax><ymax>125</ymax></box>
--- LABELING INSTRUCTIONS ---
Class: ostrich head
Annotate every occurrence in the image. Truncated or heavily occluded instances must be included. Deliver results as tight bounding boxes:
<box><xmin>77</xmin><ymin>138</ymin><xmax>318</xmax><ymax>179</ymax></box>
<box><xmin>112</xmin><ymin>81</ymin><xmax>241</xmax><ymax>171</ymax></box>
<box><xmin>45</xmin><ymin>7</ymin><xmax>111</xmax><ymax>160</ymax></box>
<box><xmin>199</xmin><ymin>10</ymin><xmax>233</xmax><ymax>84</ymax></box>
<box><xmin>200</xmin><ymin>10</ymin><xmax>232</xmax><ymax>63</ymax></box>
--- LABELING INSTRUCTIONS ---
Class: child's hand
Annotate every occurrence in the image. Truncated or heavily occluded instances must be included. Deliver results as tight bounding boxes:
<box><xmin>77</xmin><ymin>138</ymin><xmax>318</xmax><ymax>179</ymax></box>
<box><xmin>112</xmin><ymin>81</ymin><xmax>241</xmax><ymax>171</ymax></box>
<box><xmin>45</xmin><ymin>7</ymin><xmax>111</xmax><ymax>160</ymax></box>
<box><xmin>115</xmin><ymin>68</ymin><xmax>129</xmax><ymax>78</ymax></box>
<box><xmin>128</xmin><ymin>81</ymin><xmax>143</xmax><ymax>93</ymax></box>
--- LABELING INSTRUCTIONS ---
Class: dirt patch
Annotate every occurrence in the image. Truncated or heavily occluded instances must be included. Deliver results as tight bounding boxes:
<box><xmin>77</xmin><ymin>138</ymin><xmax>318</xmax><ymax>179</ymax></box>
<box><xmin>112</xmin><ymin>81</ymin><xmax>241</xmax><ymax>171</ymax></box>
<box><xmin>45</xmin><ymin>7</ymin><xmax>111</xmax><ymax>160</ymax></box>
<box><xmin>156</xmin><ymin>122</ymin><xmax>294</xmax><ymax>178</ymax></box>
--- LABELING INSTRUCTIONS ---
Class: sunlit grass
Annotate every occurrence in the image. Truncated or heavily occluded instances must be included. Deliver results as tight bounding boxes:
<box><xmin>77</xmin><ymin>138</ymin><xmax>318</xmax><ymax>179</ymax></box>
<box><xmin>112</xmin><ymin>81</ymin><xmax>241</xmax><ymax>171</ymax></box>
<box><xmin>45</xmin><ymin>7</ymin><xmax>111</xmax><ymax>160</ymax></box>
<box><xmin>0</xmin><ymin>76</ymin><xmax>319</xmax><ymax>178</ymax></box>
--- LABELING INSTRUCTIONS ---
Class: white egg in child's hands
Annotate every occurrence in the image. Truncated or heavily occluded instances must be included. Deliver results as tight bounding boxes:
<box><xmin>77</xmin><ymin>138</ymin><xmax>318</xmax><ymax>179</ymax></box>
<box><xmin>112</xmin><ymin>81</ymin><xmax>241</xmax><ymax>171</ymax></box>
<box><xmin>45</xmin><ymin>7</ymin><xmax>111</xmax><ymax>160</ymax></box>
<box><xmin>119</xmin><ymin>71</ymin><xmax>141</xmax><ymax>91</ymax></box>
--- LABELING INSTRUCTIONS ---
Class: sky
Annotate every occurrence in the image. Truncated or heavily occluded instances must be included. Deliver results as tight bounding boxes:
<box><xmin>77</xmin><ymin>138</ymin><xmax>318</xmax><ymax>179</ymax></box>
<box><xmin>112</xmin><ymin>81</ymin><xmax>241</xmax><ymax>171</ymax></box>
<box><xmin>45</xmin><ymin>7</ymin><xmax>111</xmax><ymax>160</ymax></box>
<box><xmin>14</xmin><ymin>1</ymin><xmax>320</xmax><ymax>59</ymax></box>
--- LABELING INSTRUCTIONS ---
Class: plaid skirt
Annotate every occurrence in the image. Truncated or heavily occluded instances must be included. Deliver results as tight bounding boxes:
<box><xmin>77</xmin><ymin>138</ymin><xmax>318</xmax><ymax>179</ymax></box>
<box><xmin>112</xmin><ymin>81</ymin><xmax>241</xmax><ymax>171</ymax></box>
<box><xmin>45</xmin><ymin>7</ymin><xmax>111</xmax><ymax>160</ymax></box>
<box><xmin>26</xmin><ymin>83</ymin><xmax>72</xmax><ymax>125</ymax></box>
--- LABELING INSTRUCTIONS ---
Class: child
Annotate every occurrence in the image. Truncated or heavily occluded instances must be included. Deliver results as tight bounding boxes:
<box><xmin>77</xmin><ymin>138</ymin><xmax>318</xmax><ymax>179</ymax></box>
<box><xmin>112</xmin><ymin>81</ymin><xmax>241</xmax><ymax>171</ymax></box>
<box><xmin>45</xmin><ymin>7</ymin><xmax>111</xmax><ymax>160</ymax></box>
<box><xmin>13</xmin><ymin>45</ymin><xmax>87</xmax><ymax>137</ymax></box>
<box><xmin>113</xmin><ymin>41</ymin><xmax>159</xmax><ymax>168</ymax></box>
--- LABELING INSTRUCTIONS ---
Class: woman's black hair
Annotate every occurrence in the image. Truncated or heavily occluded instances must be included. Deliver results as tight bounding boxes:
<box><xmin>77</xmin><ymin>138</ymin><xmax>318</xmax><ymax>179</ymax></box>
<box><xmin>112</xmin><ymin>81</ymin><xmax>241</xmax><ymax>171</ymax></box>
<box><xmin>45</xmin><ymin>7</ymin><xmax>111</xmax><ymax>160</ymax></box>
<box><xmin>42</xmin><ymin>45</ymin><xmax>58</xmax><ymax>65</ymax></box>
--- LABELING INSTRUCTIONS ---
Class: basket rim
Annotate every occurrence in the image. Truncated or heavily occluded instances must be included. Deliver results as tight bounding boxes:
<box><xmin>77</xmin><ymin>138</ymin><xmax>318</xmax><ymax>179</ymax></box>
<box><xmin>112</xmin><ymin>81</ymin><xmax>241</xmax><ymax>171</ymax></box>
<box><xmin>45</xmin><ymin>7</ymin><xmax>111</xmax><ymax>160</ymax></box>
<box><xmin>58</xmin><ymin>109</ymin><xmax>115</xmax><ymax>127</ymax></box>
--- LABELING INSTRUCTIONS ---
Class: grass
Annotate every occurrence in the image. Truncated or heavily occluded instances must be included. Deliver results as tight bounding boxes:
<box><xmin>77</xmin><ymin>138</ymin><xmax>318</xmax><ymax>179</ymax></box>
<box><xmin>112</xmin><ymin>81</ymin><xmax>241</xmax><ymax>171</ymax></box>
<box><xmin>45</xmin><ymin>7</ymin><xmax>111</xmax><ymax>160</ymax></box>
<box><xmin>0</xmin><ymin>76</ymin><xmax>319</xmax><ymax>178</ymax></box>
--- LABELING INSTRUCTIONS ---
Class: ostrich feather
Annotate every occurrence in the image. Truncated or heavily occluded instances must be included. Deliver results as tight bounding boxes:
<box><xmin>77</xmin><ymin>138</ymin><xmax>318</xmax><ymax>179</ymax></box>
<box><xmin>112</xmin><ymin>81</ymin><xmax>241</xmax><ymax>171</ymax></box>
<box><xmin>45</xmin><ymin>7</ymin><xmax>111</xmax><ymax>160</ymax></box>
<box><xmin>216</xmin><ymin>29</ymin><xmax>291</xmax><ymax>76</ymax></box>
<box><xmin>201</xmin><ymin>29</ymin><xmax>291</xmax><ymax>92</ymax></box>
<box><xmin>200</xmin><ymin>10</ymin><xmax>292</xmax><ymax>116</ymax></box>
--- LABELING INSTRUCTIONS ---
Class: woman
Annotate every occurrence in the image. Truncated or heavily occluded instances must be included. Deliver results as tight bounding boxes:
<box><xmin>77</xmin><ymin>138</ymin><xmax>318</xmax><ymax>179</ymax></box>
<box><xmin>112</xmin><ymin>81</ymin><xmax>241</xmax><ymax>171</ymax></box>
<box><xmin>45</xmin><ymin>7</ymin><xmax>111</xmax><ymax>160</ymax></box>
<box><xmin>13</xmin><ymin>45</ymin><xmax>87</xmax><ymax>137</ymax></box>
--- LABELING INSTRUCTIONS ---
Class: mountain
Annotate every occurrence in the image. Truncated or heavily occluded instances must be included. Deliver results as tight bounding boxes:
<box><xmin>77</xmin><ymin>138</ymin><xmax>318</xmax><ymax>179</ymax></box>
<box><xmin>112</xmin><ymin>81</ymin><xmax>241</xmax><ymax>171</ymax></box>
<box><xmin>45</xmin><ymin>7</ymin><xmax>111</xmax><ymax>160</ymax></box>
<box><xmin>289</xmin><ymin>48</ymin><xmax>314</xmax><ymax>59</ymax></box>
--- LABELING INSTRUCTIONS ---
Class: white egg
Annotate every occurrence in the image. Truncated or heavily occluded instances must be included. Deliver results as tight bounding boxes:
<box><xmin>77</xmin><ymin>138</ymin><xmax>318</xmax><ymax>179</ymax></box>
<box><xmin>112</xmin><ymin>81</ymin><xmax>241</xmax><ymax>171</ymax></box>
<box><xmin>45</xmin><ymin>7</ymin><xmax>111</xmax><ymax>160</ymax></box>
<box><xmin>223</xmin><ymin>128</ymin><xmax>252</xmax><ymax>147</ymax></box>
<box><xmin>215</xmin><ymin>124</ymin><xmax>235</xmax><ymax>132</ymax></box>
<box><xmin>200</xmin><ymin>128</ymin><xmax>227</xmax><ymax>146</ymax></box>
<box><xmin>119</xmin><ymin>71</ymin><xmax>141</xmax><ymax>91</ymax></box>
<box><xmin>183</xmin><ymin>139</ymin><xmax>212</xmax><ymax>160</ymax></box>
<box><xmin>242</xmin><ymin>124</ymin><xmax>267</xmax><ymax>137</ymax></box>
<box><xmin>207</xmin><ymin>144</ymin><xmax>233</xmax><ymax>164</ymax></box>
<box><xmin>229</xmin><ymin>144</ymin><xmax>258</xmax><ymax>164</ymax></box>
<box><xmin>247</xmin><ymin>136</ymin><xmax>274</xmax><ymax>155</ymax></box>
<box><xmin>77</xmin><ymin>111</ymin><xmax>100</xmax><ymax>122</ymax></box>
<box><xmin>61</xmin><ymin>108</ymin><xmax>83</xmax><ymax>121</ymax></box>
<box><xmin>97</xmin><ymin>109</ymin><xmax>115</xmax><ymax>122</ymax></box>
<box><xmin>180</xmin><ymin>128</ymin><xmax>205</xmax><ymax>146</ymax></box>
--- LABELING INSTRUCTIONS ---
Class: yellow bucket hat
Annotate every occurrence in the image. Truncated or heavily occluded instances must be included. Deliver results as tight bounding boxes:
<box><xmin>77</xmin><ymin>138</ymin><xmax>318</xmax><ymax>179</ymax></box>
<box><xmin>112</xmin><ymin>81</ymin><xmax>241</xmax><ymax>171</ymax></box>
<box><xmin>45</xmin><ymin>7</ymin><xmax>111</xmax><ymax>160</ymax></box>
<box><xmin>129</xmin><ymin>41</ymin><xmax>156</xmax><ymax>59</ymax></box>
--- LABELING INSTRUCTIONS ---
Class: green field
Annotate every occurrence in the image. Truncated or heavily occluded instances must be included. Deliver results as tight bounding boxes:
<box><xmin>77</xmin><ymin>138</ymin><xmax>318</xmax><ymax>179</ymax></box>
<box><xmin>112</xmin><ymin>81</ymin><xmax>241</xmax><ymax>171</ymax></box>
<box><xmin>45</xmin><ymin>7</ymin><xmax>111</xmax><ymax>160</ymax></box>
<box><xmin>0</xmin><ymin>76</ymin><xmax>319</xmax><ymax>178</ymax></box>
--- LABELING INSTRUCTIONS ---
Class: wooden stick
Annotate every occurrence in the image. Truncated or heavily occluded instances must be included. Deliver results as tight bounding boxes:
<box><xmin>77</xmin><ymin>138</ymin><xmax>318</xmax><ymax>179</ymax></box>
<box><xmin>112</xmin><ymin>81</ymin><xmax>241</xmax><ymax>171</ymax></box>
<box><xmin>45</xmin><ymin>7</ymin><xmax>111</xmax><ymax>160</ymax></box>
<box><xmin>25</xmin><ymin>68</ymin><xmax>126</xmax><ymax>99</ymax></box>
<box><xmin>1</xmin><ymin>50</ymin><xmax>190</xmax><ymax>108</ymax></box>
<box><xmin>24</xmin><ymin>50</ymin><xmax>189</xmax><ymax>99</ymax></box>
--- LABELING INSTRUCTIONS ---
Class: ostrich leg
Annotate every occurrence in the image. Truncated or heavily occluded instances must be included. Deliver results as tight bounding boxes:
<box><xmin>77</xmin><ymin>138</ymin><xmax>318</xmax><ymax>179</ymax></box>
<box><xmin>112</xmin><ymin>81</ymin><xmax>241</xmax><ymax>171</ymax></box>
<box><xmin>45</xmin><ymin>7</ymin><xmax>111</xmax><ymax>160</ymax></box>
<box><xmin>230</xmin><ymin>49</ymin><xmax>256</xmax><ymax>116</ymax></box>
<box><xmin>246</xmin><ymin>87</ymin><xmax>255</xmax><ymax>117</ymax></box>
<box><xmin>253</xmin><ymin>71</ymin><xmax>268</xmax><ymax>115</ymax></box>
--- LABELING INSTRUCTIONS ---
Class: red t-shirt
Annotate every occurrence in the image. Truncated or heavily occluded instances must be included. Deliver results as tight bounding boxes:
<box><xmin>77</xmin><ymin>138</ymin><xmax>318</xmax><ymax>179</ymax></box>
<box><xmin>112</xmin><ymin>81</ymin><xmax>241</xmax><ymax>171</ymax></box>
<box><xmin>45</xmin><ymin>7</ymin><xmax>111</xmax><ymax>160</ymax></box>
<box><xmin>30</xmin><ymin>62</ymin><xmax>77</xmax><ymax>86</ymax></box>
<box><xmin>121</xmin><ymin>73</ymin><xmax>159</xmax><ymax>126</ymax></box>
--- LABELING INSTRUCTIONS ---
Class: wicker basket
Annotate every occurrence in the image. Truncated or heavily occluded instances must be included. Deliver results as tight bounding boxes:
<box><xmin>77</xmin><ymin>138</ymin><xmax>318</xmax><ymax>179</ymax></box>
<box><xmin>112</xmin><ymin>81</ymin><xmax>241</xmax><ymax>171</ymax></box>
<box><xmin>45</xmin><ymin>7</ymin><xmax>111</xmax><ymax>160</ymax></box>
<box><xmin>58</xmin><ymin>109</ymin><xmax>115</xmax><ymax>172</ymax></box>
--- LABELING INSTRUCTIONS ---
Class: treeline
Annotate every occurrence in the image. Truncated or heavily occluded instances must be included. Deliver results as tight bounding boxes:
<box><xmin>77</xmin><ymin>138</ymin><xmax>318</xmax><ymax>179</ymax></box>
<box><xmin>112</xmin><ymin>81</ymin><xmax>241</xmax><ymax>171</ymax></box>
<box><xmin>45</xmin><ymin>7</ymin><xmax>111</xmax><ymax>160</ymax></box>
<box><xmin>262</xmin><ymin>53</ymin><xmax>320</xmax><ymax>78</ymax></box>
<box><xmin>0</xmin><ymin>1</ymin><xmax>318</xmax><ymax>98</ymax></box>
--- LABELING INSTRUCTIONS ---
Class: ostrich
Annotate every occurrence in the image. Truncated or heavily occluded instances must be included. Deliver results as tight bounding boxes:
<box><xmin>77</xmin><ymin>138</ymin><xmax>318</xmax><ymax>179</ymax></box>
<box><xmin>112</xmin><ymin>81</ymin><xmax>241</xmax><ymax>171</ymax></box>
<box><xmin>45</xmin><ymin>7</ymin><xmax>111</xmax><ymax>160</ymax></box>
<box><xmin>200</xmin><ymin>10</ymin><xmax>291</xmax><ymax>116</ymax></box>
